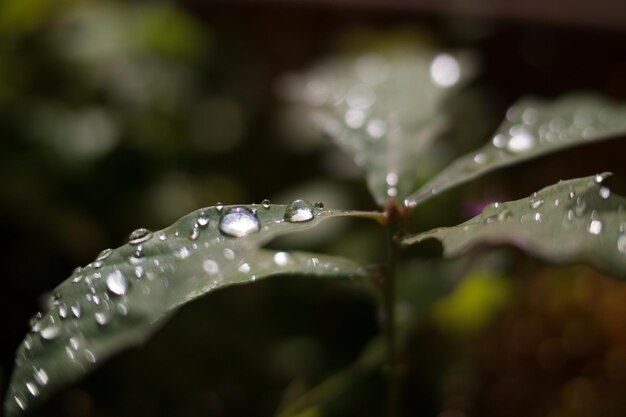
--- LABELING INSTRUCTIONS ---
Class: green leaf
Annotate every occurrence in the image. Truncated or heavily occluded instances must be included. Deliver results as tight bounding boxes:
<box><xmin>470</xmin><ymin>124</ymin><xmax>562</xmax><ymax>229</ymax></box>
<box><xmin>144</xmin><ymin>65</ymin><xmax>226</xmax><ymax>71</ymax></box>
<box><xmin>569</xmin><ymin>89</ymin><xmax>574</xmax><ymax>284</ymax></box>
<box><xmin>5</xmin><ymin>202</ymin><xmax>381</xmax><ymax>417</ymax></box>
<box><xmin>405</xmin><ymin>94</ymin><xmax>626</xmax><ymax>208</ymax></box>
<box><xmin>283</xmin><ymin>46</ymin><xmax>473</xmax><ymax>206</ymax></box>
<box><xmin>402</xmin><ymin>174</ymin><xmax>626</xmax><ymax>277</ymax></box>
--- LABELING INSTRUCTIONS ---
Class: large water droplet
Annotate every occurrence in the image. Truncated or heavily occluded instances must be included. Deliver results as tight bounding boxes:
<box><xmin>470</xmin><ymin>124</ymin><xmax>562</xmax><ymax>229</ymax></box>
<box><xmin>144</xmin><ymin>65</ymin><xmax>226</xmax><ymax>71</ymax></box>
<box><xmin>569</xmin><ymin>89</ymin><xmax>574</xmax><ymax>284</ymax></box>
<box><xmin>284</xmin><ymin>199</ymin><xmax>315</xmax><ymax>222</ymax></box>
<box><xmin>506</xmin><ymin>126</ymin><xmax>535</xmax><ymax>153</ymax></box>
<box><xmin>128</xmin><ymin>228</ymin><xmax>152</xmax><ymax>245</ymax></box>
<box><xmin>106</xmin><ymin>271</ymin><xmax>128</xmax><ymax>296</ymax></box>
<box><xmin>40</xmin><ymin>325</ymin><xmax>61</xmax><ymax>341</ymax></box>
<box><xmin>588</xmin><ymin>220</ymin><xmax>603</xmax><ymax>235</ymax></box>
<box><xmin>273</xmin><ymin>252</ymin><xmax>289</xmax><ymax>266</ymax></box>
<box><xmin>218</xmin><ymin>207</ymin><xmax>260</xmax><ymax>238</ymax></box>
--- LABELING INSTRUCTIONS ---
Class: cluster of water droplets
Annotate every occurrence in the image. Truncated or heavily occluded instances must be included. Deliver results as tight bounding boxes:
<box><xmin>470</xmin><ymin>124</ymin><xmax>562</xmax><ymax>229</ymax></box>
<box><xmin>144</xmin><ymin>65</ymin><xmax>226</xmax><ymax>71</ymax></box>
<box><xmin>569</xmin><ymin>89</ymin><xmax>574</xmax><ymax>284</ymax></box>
<box><xmin>9</xmin><ymin>198</ymin><xmax>329</xmax><ymax>413</ymax></box>
<box><xmin>468</xmin><ymin>175</ymin><xmax>626</xmax><ymax>263</ymax></box>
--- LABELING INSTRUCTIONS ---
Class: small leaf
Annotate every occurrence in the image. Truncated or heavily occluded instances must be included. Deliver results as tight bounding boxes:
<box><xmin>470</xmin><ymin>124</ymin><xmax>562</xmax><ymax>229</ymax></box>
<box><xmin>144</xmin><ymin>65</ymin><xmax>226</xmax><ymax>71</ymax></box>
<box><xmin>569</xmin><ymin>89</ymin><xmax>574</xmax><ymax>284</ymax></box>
<box><xmin>402</xmin><ymin>174</ymin><xmax>626</xmax><ymax>277</ymax></box>
<box><xmin>405</xmin><ymin>94</ymin><xmax>626</xmax><ymax>208</ymax></box>
<box><xmin>5</xmin><ymin>203</ymin><xmax>379</xmax><ymax>416</ymax></box>
<box><xmin>282</xmin><ymin>46</ymin><xmax>474</xmax><ymax>206</ymax></box>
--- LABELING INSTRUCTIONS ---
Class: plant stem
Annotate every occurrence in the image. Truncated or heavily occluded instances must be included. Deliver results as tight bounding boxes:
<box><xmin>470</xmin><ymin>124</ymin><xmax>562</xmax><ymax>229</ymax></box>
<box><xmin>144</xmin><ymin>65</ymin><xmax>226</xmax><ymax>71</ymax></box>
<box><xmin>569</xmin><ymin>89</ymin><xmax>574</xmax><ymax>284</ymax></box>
<box><xmin>384</xmin><ymin>214</ymin><xmax>400</xmax><ymax>417</ymax></box>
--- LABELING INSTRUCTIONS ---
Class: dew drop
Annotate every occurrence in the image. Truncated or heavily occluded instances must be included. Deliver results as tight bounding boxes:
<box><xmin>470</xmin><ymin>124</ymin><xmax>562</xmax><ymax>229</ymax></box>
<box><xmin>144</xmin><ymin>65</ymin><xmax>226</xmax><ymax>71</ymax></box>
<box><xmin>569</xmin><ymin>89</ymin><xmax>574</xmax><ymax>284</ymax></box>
<box><xmin>588</xmin><ymin>220</ymin><xmax>603</xmax><ymax>235</ymax></box>
<box><xmin>617</xmin><ymin>234</ymin><xmax>626</xmax><ymax>254</ymax></box>
<box><xmin>314</xmin><ymin>201</ymin><xmax>324</xmax><ymax>210</ymax></box>
<box><xmin>94</xmin><ymin>312</ymin><xmax>109</xmax><ymax>326</ymax></box>
<box><xmin>106</xmin><ymin>271</ymin><xmax>128</xmax><ymax>296</ymax></box>
<box><xmin>238</xmin><ymin>263</ymin><xmax>251</xmax><ymax>273</ymax></box>
<box><xmin>14</xmin><ymin>395</ymin><xmax>26</xmax><ymax>411</ymax></box>
<box><xmin>71</xmin><ymin>302</ymin><xmax>82</xmax><ymax>319</ymax></box>
<box><xmin>134</xmin><ymin>265</ymin><xmax>145</xmax><ymax>279</ymax></box>
<box><xmin>530</xmin><ymin>199</ymin><xmax>544</xmax><ymax>209</ymax></box>
<box><xmin>40</xmin><ymin>325</ymin><xmax>61</xmax><ymax>341</ymax></box>
<box><xmin>33</xmin><ymin>367</ymin><xmax>48</xmax><ymax>386</ymax></box>
<box><xmin>96</xmin><ymin>248</ymin><xmax>112</xmax><ymax>262</ymax></box>
<box><xmin>506</xmin><ymin>126</ymin><xmax>535</xmax><ymax>153</ymax></box>
<box><xmin>599</xmin><ymin>187</ymin><xmax>611</xmax><ymax>199</ymax></box>
<box><xmin>273</xmin><ymin>252</ymin><xmax>289</xmax><ymax>266</ymax></box>
<box><xmin>575</xmin><ymin>198</ymin><xmax>587</xmax><ymax>216</ymax></box>
<box><xmin>59</xmin><ymin>304</ymin><xmax>68</xmax><ymax>319</ymax></box>
<box><xmin>203</xmin><ymin>259</ymin><xmax>219</xmax><ymax>275</ymax></box>
<box><xmin>128</xmin><ymin>228</ymin><xmax>152</xmax><ymax>245</ymax></box>
<box><xmin>25</xmin><ymin>382</ymin><xmax>39</xmax><ymax>397</ymax></box>
<box><xmin>84</xmin><ymin>350</ymin><xmax>96</xmax><ymax>363</ymax></box>
<box><xmin>497</xmin><ymin>209</ymin><xmax>512</xmax><ymax>222</ymax></box>
<box><xmin>223</xmin><ymin>248</ymin><xmax>235</xmax><ymax>260</ymax></box>
<box><xmin>261</xmin><ymin>199</ymin><xmax>271</xmax><ymax>209</ymax></box>
<box><xmin>189</xmin><ymin>227</ymin><xmax>199</xmax><ymax>241</ymax></box>
<box><xmin>197</xmin><ymin>215</ymin><xmax>209</xmax><ymax>228</ymax></box>
<box><xmin>284</xmin><ymin>199</ymin><xmax>315</xmax><ymax>223</ymax></box>
<box><xmin>218</xmin><ymin>207</ymin><xmax>260</xmax><ymax>238</ymax></box>
<box><xmin>215</xmin><ymin>202</ymin><xmax>224</xmax><ymax>212</ymax></box>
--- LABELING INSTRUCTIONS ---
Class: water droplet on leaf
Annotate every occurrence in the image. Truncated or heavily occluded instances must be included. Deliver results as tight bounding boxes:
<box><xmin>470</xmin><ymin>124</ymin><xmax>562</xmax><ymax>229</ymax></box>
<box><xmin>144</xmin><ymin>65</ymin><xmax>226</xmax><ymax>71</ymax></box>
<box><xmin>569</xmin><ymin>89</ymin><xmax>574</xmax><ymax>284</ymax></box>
<box><xmin>284</xmin><ymin>199</ymin><xmax>315</xmax><ymax>222</ymax></box>
<box><xmin>261</xmin><ymin>199</ymin><xmax>271</xmax><ymax>209</ymax></box>
<box><xmin>128</xmin><ymin>228</ymin><xmax>152</xmax><ymax>245</ymax></box>
<box><xmin>218</xmin><ymin>207</ymin><xmax>260</xmax><ymax>238</ymax></box>
<box><xmin>106</xmin><ymin>271</ymin><xmax>128</xmax><ymax>296</ymax></box>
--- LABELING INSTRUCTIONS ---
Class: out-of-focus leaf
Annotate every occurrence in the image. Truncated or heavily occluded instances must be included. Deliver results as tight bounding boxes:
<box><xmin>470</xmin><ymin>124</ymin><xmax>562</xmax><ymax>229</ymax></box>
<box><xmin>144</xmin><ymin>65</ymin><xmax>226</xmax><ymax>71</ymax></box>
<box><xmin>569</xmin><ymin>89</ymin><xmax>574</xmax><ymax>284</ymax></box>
<box><xmin>5</xmin><ymin>202</ymin><xmax>382</xmax><ymax>417</ymax></box>
<box><xmin>405</xmin><ymin>94</ymin><xmax>626</xmax><ymax>208</ymax></box>
<box><xmin>402</xmin><ymin>174</ymin><xmax>626</xmax><ymax>277</ymax></box>
<box><xmin>282</xmin><ymin>46</ymin><xmax>473</xmax><ymax>206</ymax></box>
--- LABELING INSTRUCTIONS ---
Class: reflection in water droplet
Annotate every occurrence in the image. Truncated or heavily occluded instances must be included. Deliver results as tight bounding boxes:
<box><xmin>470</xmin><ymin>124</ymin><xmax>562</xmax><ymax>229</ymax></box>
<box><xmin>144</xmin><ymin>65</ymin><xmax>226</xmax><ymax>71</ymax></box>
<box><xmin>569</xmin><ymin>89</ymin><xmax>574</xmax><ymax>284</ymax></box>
<box><xmin>430</xmin><ymin>53</ymin><xmax>460</xmax><ymax>88</ymax></box>
<box><xmin>588</xmin><ymin>220</ymin><xmax>603</xmax><ymax>235</ymax></box>
<box><xmin>273</xmin><ymin>252</ymin><xmax>289</xmax><ymax>266</ymax></box>
<box><xmin>284</xmin><ymin>199</ymin><xmax>315</xmax><ymax>223</ymax></box>
<box><xmin>617</xmin><ymin>235</ymin><xmax>626</xmax><ymax>254</ymax></box>
<box><xmin>40</xmin><ymin>326</ymin><xmax>60</xmax><ymax>341</ymax></box>
<box><xmin>59</xmin><ymin>304</ymin><xmax>68</xmax><ymax>319</ymax></box>
<box><xmin>506</xmin><ymin>126</ymin><xmax>535</xmax><ymax>153</ymax></box>
<box><xmin>238</xmin><ymin>263</ymin><xmax>251</xmax><ymax>273</ymax></box>
<box><xmin>14</xmin><ymin>395</ymin><xmax>26</xmax><ymax>410</ymax></box>
<box><xmin>25</xmin><ymin>382</ymin><xmax>39</xmax><ymax>397</ymax></box>
<box><xmin>34</xmin><ymin>367</ymin><xmax>48</xmax><ymax>386</ymax></box>
<box><xmin>128</xmin><ymin>228</ymin><xmax>152</xmax><ymax>245</ymax></box>
<box><xmin>203</xmin><ymin>259</ymin><xmax>219</xmax><ymax>275</ymax></box>
<box><xmin>84</xmin><ymin>350</ymin><xmax>96</xmax><ymax>363</ymax></box>
<box><xmin>261</xmin><ymin>199</ymin><xmax>271</xmax><ymax>209</ymax></box>
<box><xmin>96</xmin><ymin>248</ymin><xmax>112</xmax><ymax>261</ymax></box>
<box><xmin>219</xmin><ymin>207</ymin><xmax>260</xmax><ymax>238</ymax></box>
<box><xmin>106</xmin><ymin>271</ymin><xmax>128</xmax><ymax>296</ymax></box>
<box><xmin>197</xmin><ymin>215</ymin><xmax>209</xmax><ymax>228</ymax></box>
<box><xmin>134</xmin><ymin>265</ymin><xmax>145</xmax><ymax>279</ymax></box>
<box><xmin>71</xmin><ymin>302</ymin><xmax>82</xmax><ymax>319</ymax></box>
<box><xmin>599</xmin><ymin>187</ymin><xmax>611</xmax><ymax>199</ymax></box>
<box><xmin>366</xmin><ymin>119</ymin><xmax>387</xmax><ymax>139</ymax></box>
<box><xmin>95</xmin><ymin>312</ymin><xmax>109</xmax><ymax>326</ymax></box>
